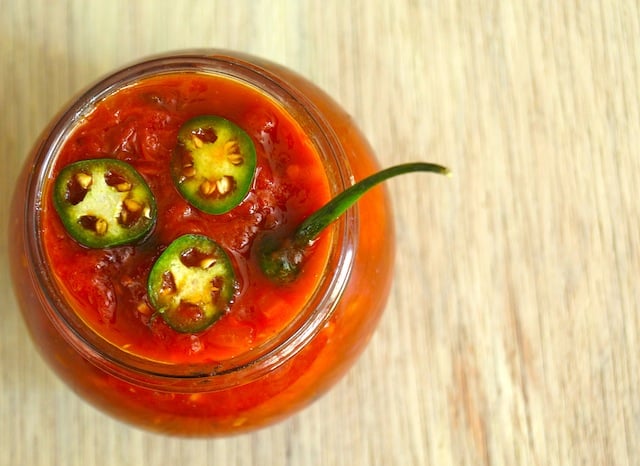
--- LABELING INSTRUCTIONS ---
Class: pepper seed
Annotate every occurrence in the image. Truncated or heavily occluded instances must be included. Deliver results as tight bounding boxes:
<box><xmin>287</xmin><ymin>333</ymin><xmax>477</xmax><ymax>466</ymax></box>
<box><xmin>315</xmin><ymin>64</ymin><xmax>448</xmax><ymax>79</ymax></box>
<box><xmin>124</xmin><ymin>199</ymin><xmax>142</xmax><ymax>212</ymax></box>
<box><xmin>115</xmin><ymin>182</ymin><xmax>132</xmax><ymax>192</ymax></box>
<box><xmin>95</xmin><ymin>218</ymin><xmax>108</xmax><ymax>236</ymax></box>
<box><xmin>200</xmin><ymin>179</ymin><xmax>216</xmax><ymax>196</ymax></box>
<box><xmin>227</xmin><ymin>153</ymin><xmax>244</xmax><ymax>165</ymax></box>
<box><xmin>216</xmin><ymin>176</ymin><xmax>232</xmax><ymax>195</ymax></box>
<box><xmin>200</xmin><ymin>257</ymin><xmax>216</xmax><ymax>269</ymax></box>
<box><xmin>75</xmin><ymin>173</ymin><xmax>93</xmax><ymax>189</ymax></box>
<box><xmin>191</xmin><ymin>135</ymin><xmax>204</xmax><ymax>148</ymax></box>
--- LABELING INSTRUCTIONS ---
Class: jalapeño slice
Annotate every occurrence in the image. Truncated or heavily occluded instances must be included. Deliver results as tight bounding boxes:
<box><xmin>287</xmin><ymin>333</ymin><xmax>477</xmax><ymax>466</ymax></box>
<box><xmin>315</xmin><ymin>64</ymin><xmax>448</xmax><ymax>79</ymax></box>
<box><xmin>171</xmin><ymin>115</ymin><xmax>257</xmax><ymax>214</ymax></box>
<box><xmin>52</xmin><ymin>158</ymin><xmax>157</xmax><ymax>248</ymax></box>
<box><xmin>147</xmin><ymin>234</ymin><xmax>237</xmax><ymax>333</ymax></box>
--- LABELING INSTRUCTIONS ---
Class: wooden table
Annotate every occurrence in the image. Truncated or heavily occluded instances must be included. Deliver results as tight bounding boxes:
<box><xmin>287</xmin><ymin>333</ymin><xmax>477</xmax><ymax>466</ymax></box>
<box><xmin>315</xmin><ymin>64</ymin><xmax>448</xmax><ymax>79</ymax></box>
<box><xmin>2</xmin><ymin>1</ymin><xmax>639</xmax><ymax>465</ymax></box>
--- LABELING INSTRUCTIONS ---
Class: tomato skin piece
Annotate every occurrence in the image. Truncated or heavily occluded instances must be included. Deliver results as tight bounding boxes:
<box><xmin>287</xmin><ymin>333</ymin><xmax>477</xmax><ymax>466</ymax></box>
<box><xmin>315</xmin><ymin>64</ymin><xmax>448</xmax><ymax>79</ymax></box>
<box><xmin>52</xmin><ymin>158</ymin><xmax>157</xmax><ymax>248</ymax></box>
<box><xmin>171</xmin><ymin>115</ymin><xmax>257</xmax><ymax>215</ymax></box>
<box><xmin>147</xmin><ymin>234</ymin><xmax>237</xmax><ymax>333</ymax></box>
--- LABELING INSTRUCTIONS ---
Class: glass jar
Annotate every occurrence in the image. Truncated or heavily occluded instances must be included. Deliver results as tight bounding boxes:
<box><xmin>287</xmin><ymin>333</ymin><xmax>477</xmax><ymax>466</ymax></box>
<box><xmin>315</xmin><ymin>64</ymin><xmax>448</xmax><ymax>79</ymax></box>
<box><xmin>9</xmin><ymin>50</ymin><xmax>394</xmax><ymax>436</ymax></box>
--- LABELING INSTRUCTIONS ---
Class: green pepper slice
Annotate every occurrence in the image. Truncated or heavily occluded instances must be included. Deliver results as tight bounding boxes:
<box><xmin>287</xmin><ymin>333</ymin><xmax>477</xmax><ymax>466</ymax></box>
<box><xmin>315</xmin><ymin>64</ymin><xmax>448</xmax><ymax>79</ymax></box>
<box><xmin>53</xmin><ymin>158</ymin><xmax>157</xmax><ymax>248</ymax></box>
<box><xmin>147</xmin><ymin>234</ymin><xmax>237</xmax><ymax>333</ymax></box>
<box><xmin>171</xmin><ymin>115</ymin><xmax>257</xmax><ymax>214</ymax></box>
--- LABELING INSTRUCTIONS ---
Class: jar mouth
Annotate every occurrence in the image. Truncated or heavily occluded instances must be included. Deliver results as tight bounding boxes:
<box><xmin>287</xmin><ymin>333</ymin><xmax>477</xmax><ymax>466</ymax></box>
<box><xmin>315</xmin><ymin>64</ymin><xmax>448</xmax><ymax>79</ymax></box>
<box><xmin>25</xmin><ymin>51</ymin><xmax>358</xmax><ymax>391</ymax></box>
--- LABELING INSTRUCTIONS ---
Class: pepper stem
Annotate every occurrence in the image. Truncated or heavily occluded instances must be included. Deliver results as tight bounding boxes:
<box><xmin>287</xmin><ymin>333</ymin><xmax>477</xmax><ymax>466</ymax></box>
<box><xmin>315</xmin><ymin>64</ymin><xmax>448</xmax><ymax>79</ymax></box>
<box><xmin>259</xmin><ymin>162</ymin><xmax>450</xmax><ymax>283</ymax></box>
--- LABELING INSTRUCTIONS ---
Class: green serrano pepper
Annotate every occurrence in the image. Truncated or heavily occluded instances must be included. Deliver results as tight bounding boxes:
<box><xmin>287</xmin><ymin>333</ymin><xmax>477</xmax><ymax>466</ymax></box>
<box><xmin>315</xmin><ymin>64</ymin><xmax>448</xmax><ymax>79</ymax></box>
<box><xmin>259</xmin><ymin>162</ymin><xmax>451</xmax><ymax>284</ymax></box>
<box><xmin>171</xmin><ymin>115</ymin><xmax>257</xmax><ymax>214</ymax></box>
<box><xmin>147</xmin><ymin>234</ymin><xmax>237</xmax><ymax>333</ymax></box>
<box><xmin>52</xmin><ymin>158</ymin><xmax>157</xmax><ymax>248</ymax></box>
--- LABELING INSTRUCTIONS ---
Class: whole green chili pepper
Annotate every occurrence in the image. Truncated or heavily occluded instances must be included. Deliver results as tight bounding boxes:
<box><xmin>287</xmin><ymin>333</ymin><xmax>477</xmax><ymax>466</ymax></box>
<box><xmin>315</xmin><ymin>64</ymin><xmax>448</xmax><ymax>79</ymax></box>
<box><xmin>258</xmin><ymin>162</ymin><xmax>450</xmax><ymax>283</ymax></box>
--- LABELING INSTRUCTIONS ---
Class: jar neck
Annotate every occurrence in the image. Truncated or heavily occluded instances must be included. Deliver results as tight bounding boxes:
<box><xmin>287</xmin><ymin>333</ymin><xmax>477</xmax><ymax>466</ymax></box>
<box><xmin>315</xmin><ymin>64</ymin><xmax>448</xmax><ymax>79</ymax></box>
<box><xmin>25</xmin><ymin>52</ymin><xmax>358</xmax><ymax>391</ymax></box>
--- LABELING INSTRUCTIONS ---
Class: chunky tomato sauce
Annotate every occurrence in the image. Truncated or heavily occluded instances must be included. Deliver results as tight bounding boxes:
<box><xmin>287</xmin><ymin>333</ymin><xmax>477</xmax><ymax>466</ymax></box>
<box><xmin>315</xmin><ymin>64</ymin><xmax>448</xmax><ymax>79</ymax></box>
<box><xmin>42</xmin><ymin>73</ymin><xmax>332</xmax><ymax>364</ymax></box>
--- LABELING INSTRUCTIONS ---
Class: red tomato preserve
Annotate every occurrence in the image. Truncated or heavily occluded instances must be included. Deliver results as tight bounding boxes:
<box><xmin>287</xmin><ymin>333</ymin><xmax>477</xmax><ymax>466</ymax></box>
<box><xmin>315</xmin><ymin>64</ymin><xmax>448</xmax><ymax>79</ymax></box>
<box><xmin>43</xmin><ymin>73</ymin><xmax>334</xmax><ymax>364</ymax></box>
<box><xmin>10</xmin><ymin>51</ymin><xmax>395</xmax><ymax>436</ymax></box>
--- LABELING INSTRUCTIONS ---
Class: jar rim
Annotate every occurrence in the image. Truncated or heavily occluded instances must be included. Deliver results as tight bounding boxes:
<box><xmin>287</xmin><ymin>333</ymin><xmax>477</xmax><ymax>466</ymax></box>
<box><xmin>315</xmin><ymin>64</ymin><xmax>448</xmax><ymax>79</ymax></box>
<box><xmin>24</xmin><ymin>51</ymin><xmax>358</xmax><ymax>391</ymax></box>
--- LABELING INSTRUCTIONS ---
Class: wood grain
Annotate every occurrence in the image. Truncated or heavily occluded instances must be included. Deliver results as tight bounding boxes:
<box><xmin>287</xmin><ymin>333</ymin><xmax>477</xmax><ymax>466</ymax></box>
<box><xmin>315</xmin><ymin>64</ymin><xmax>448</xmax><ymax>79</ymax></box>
<box><xmin>1</xmin><ymin>1</ymin><xmax>639</xmax><ymax>465</ymax></box>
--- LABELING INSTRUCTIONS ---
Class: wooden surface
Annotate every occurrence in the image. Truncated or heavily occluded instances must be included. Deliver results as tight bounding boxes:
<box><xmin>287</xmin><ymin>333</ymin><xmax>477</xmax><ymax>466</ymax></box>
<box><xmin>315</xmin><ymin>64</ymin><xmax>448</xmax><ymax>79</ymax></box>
<box><xmin>1</xmin><ymin>1</ymin><xmax>639</xmax><ymax>465</ymax></box>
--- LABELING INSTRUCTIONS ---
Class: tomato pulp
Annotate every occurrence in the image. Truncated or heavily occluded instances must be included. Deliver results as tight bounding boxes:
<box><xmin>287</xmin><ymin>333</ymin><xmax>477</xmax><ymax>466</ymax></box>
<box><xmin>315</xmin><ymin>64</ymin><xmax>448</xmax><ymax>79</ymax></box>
<box><xmin>10</xmin><ymin>52</ymin><xmax>395</xmax><ymax>436</ymax></box>
<box><xmin>43</xmin><ymin>73</ymin><xmax>333</xmax><ymax>364</ymax></box>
